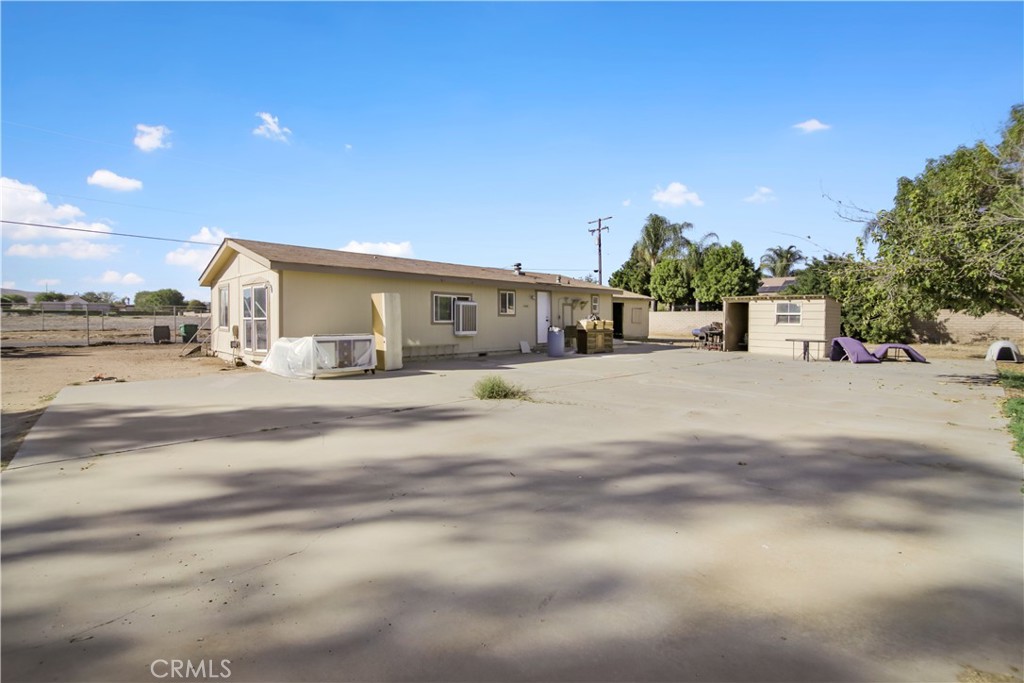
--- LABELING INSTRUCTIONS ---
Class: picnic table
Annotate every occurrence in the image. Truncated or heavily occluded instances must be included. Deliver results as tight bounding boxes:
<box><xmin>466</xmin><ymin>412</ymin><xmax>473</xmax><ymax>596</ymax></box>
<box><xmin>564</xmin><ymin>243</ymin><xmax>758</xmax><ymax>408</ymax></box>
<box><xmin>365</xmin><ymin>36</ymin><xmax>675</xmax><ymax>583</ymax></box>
<box><xmin>786</xmin><ymin>338</ymin><xmax>828</xmax><ymax>362</ymax></box>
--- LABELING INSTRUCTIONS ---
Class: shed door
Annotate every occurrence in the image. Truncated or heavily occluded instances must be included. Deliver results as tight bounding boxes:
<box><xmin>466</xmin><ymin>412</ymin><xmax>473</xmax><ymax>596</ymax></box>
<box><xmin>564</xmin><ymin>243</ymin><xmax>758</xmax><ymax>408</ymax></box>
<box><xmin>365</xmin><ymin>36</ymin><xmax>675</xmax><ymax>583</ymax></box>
<box><xmin>536</xmin><ymin>291</ymin><xmax>551</xmax><ymax>343</ymax></box>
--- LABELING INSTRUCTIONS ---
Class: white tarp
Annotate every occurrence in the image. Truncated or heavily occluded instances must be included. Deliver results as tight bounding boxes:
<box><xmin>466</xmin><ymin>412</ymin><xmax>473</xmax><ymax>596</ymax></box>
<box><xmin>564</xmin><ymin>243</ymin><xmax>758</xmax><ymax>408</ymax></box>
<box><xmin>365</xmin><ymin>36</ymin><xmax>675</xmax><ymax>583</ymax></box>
<box><xmin>261</xmin><ymin>336</ymin><xmax>376</xmax><ymax>379</ymax></box>
<box><xmin>260</xmin><ymin>337</ymin><xmax>327</xmax><ymax>379</ymax></box>
<box><xmin>985</xmin><ymin>340</ymin><xmax>1023</xmax><ymax>362</ymax></box>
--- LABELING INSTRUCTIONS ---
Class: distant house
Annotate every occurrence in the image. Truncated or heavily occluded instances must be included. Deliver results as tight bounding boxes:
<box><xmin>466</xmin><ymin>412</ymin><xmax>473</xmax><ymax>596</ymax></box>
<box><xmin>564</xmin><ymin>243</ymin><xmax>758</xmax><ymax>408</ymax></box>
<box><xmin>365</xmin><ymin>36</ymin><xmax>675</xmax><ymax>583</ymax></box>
<box><xmin>199</xmin><ymin>238</ymin><xmax>649</xmax><ymax>366</ymax></box>
<box><xmin>757</xmin><ymin>277</ymin><xmax>797</xmax><ymax>294</ymax></box>
<box><xmin>38</xmin><ymin>296</ymin><xmax>112</xmax><ymax>314</ymax></box>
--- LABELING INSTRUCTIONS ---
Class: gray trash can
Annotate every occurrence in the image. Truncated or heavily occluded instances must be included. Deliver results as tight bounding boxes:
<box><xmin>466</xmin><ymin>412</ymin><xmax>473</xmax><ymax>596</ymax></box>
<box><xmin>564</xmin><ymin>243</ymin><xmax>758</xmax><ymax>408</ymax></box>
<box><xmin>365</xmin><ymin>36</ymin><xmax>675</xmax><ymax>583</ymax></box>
<box><xmin>547</xmin><ymin>327</ymin><xmax>565</xmax><ymax>357</ymax></box>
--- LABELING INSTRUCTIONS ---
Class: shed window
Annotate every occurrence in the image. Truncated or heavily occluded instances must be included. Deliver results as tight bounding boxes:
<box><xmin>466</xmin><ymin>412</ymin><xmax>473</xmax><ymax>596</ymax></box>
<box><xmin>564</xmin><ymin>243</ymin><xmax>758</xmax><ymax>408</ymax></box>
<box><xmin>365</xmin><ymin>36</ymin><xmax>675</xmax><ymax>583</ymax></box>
<box><xmin>243</xmin><ymin>284</ymin><xmax>269</xmax><ymax>352</ymax></box>
<box><xmin>499</xmin><ymin>290</ymin><xmax>516</xmax><ymax>316</ymax></box>
<box><xmin>433</xmin><ymin>293</ymin><xmax>472</xmax><ymax>324</ymax></box>
<box><xmin>218</xmin><ymin>286</ymin><xmax>230</xmax><ymax>328</ymax></box>
<box><xmin>775</xmin><ymin>302</ymin><xmax>802</xmax><ymax>325</ymax></box>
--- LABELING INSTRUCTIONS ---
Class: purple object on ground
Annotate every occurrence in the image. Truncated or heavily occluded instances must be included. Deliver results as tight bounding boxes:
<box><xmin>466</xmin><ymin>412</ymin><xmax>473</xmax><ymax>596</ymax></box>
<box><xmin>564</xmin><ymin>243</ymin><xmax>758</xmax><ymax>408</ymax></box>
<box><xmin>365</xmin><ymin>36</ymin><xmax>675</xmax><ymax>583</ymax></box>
<box><xmin>873</xmin><ymin>343</ymin><xmax>927</xmax><ymax>363</ymax></box>
<box><xmin>829</xmin><ymin>337</ymin><xmax>881</xmax><ymax>363</ymax></box>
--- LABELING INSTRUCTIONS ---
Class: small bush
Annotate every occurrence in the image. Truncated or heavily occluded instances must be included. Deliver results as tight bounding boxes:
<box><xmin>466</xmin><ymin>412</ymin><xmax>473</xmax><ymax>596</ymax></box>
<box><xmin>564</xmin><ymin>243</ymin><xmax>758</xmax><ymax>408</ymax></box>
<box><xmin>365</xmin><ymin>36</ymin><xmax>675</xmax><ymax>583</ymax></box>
<box><xmin>473</xmin><ymin>375</ymin><xmax>530</xmax><ymax>401</ymax></box>
<box><xmin>1004</xmin><ymin>398</ymin><xmax>1024</xmax><ymax>459</ymax></box>
<box><xmin>997</xmin><ymin>368</ymin><xmax>1024</xmax><ymax>392</ymax></box>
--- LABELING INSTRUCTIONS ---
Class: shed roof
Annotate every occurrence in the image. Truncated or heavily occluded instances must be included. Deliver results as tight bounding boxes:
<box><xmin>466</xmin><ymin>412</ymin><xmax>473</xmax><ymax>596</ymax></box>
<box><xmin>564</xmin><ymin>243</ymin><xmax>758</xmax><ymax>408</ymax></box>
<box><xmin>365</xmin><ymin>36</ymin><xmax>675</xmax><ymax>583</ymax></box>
<box><xmin>200</xmin><ymin>239</ymin><xmax>621</xmax><ymax>294</ymax></box>
<box><xmin>722</xmin><ymin>294</ymin><xmax>837</xmax><ymax>303</ymax></box>
<box><xmin>612</xmin><ymin>290</ymin><xmax>654</xmax><ymax>301</ymax></box>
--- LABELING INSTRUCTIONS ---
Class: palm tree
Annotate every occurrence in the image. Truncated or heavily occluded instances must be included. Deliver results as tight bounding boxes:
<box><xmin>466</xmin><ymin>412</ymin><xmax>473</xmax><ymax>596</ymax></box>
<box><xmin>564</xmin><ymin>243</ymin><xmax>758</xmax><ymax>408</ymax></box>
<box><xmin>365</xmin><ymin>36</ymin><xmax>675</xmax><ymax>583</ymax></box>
<box><xmin>630</xmin><ymin>214</ymin><xmax>694</xmax><ymax>271</ymax></box>
<box><xmin>760</xmin><ymin>245</ymin><xmax>805</xmax><ymax>277</ymax></box>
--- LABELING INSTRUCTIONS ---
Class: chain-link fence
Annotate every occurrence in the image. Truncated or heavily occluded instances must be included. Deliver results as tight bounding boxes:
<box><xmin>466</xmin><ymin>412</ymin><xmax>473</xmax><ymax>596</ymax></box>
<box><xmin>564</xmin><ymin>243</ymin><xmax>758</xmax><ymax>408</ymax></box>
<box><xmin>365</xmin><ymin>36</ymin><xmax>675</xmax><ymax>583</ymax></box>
<box><xmin>1</xmin><ymin>306</ymin><xmax>212</xmax><ymax>347</ymax></box>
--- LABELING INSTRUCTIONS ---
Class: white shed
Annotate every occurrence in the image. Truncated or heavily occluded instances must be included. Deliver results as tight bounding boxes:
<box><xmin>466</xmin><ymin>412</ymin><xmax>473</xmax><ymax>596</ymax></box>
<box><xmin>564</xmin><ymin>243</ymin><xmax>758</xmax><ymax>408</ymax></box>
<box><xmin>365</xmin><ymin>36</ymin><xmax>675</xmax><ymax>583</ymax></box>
<box><xmin>722</xmin><ymin>295</ymin><xmax>841</xmax><ymax>359</ymax></box>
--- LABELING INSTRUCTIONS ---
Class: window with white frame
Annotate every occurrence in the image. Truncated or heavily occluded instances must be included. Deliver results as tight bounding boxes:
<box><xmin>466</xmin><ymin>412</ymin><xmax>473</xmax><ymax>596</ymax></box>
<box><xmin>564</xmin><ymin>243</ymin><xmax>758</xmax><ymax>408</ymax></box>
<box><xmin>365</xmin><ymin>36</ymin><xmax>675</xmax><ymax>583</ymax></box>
<box><xmin>243</xmin><ymin>284</ymin><xmax>269</xmax><ymax>352</ymax></box>
<box><xmin>498</xmin><ymin>290</ymin><xmax>516</xmax><ymax>316</ymax></box>
<box><xmin>218</xmin><ymin>286</ymin><xmax>230</xmax><ymax>328</ymax></box>
<box><xmin>775</xmin><ymin>301</ymin><xmax>802</xmax><ymax>325</ymax></box>
<box><xmin>432</xmin><ymin>293</ymin><xmax>472</xmax><ymax>324</ymax></box>
<box><xmin>591</xmin><ymin>295</ymin><xmax>600</xmax><ymax>315</ymax></box>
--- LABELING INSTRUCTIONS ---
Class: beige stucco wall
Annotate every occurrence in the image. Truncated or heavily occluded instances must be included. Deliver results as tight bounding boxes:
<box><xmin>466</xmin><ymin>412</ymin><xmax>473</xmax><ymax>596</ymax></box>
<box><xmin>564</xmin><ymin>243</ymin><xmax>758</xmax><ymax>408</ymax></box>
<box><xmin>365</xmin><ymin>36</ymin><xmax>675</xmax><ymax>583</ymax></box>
<box><xmin>207</xmin><ymin>252</ymin><xmax>280</xmax><ymax>363</ymax></box>
<box><xmin>747</xmin><ymin>298</ymin><xmax>839</xmax><ymax>358</ymax></box>
<box><xmin>615</xmin><ymin>298</ymin><xmax>650</xmax><ymax>340</ymax></box>
<box><xmin>649</xmin><ymin>311</ymin><xmax>724</xmax><ymax>339</ymax></box>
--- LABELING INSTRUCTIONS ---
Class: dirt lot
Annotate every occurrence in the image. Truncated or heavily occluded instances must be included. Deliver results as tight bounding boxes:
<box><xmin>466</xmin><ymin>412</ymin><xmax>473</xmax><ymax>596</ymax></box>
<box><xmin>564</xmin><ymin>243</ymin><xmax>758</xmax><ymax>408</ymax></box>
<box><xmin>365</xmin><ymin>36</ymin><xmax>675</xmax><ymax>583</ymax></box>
<box><xmin>1</xmin><ymin>343</ymin><xmax>254</xmax><ymax>465</ymax></box>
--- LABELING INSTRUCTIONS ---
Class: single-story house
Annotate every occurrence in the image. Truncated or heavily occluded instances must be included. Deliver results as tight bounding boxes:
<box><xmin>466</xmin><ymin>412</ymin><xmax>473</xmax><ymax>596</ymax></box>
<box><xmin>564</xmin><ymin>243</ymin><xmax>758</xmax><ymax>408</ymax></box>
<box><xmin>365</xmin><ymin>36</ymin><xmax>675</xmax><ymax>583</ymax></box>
<box><xmin>612</xmin><ymin>291</ymin><xmax>653</xmax><ymax>340</ymax></box>
<box><xmin>721</xmin><ymin>295</ymin><xmax>841</xmax><ymax>358</ymax></box>
<box><xmin>199</xmin><ymin>238</ymin><xmax>648</xmax><ymax>366</ymax></box>
<box><xmin>38</xmin><ymin>296</ymin><xmax>112</xmax><ymax>313</ymax></box>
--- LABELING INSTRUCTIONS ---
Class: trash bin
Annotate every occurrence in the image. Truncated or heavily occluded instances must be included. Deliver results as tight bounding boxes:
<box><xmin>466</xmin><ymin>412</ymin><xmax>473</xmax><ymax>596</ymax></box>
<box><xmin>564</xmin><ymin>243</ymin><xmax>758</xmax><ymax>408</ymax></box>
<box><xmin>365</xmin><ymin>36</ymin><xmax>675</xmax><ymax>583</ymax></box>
<box><xmin>179</xmin><ymin>323</ymin><xmax>199</xmax><ymax>343</ymax></box>
<box><xmin>547</xmin><ymin>327</ymin><xmax>564</xmax><ymax>357</ymax></box>
<box><xmin>152</xmin><ymin>325</ymin><xmax>171</xmax><ymax>343</ymax></box>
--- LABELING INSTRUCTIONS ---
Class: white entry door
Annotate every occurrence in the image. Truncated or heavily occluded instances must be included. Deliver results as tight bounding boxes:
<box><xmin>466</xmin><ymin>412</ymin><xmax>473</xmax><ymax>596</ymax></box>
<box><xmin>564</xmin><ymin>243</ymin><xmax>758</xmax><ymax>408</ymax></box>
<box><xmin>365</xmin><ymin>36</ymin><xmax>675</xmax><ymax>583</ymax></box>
<box><xmin>536</xmin><ymin>291</ymin><xmax>551</xmax><ymax>343</ymax></box>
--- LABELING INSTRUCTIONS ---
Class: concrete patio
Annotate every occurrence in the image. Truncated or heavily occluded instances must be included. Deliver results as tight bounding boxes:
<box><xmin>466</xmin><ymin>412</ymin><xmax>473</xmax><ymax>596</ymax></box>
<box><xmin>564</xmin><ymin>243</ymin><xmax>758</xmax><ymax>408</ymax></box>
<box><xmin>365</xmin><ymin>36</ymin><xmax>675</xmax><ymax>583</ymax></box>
<box><xmin>2</xmin><ymin>343</ymin><xmax>1022</xmax><ymax>682</ymax></box>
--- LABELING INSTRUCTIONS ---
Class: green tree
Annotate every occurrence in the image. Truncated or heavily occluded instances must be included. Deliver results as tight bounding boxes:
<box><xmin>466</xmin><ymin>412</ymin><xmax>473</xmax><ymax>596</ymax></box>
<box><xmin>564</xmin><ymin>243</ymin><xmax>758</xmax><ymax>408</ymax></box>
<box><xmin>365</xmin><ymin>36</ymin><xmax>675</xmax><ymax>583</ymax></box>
<box><xmin>35</xmin><ymin>292</ymin><xmax>67</xmax><ymax>302</ymax></box>
<box><xmin>185</xmin><ymin>299</ymin><xmax>206</xmax><ymax>312</ymax></box>
<box><xmin>760</xmin><ymin>245</ymin><xmax>805</xmax><ymax>277</ymax></box>
<box><xmin>1</xmin><ymin>294</ymin><xmax>28</xmax><ymax>305</ymax></box>
<box><xmin>630</xmin><ymin>214</ymin><xmax>693</xmax><ymax>271</ymax></box>
<box><xmin>134</xmin><ymin>288</ymin><xmax>186</xmax><ymax>311</ymax></box>
<box><xmin>81</xmin><ymin>291</ymin><xmax>116</xmax><ymax>304</ymax></box>
<box><xmin>608</xmin><ymin>254</ymin><xmax>652</xmax><ymax>297</ymax></box>
<box><xmin>867</xmin><ymin>105</ymin><xmax>1024</xmax><ymax>318</ymax></box>
<box><xmin>649</xmin><ymin>258</ymin><xmax>691</xmax><ymax>309</ymax></box>
<box><xmin>692</xmin><ymin>241</ymin><xmax>760</xmax><ymax>304</ymax></box>
<box><xmin>681</xmin><ymin>232</ymin><xmax>720</xmax><ymax>309</ymax></box>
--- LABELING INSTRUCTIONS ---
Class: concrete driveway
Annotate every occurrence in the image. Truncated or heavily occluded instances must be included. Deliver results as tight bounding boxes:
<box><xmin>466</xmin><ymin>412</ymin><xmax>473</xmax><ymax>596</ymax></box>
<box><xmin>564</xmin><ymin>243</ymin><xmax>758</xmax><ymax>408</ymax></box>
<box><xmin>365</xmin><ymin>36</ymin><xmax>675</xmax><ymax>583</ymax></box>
<box><xmin>3</xmin><ymin>344</ymin><xmax>1022</xmax><ymax>682</ymax></box>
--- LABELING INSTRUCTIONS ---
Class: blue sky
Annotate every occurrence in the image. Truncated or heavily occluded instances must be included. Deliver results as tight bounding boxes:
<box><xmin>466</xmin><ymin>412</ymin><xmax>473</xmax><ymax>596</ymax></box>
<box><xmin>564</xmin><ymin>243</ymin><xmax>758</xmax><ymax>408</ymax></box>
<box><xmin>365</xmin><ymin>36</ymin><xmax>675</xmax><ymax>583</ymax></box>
<box><xmin>2</xmin><ymin>2</ymin><xmax>1022</xmax><ymax>302</ymax></box>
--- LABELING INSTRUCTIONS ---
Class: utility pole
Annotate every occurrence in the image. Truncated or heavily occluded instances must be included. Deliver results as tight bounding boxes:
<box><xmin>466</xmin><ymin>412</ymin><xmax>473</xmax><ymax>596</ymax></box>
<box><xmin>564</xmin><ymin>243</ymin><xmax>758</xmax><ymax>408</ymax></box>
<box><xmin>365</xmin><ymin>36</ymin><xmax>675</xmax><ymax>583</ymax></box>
<box><xmin>588</xmin><ymin>216</ymin><xmax>612</xmax><ymax>285</ymax></box>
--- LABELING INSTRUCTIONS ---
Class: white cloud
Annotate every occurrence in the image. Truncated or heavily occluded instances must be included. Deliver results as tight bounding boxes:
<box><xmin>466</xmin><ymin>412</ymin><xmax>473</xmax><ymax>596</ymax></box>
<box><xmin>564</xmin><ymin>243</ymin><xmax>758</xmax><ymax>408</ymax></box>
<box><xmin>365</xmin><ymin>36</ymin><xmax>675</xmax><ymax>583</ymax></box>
<box><xmin>2</xmin><ymin>178</ymin><xmax>116</xmax><ymax>263</ymax></box>
<box><xmin>339</xmin><ymin>240</ymin><xmax>414</xmax><ymax>258</ymax></box>
<box><xmin>652</xmin><ymin>182</ymin><xmax>704</xmax><ymax>207</ymax></box>
<box><xmin>98</xmin><ymin>270</ymin><xmax>144</xmax><ymax>285</ymax></box>
<box><xmin>793</xmin><ymin>118</ymin><xmax>831</xmax><ymax>133</ymax></box>
<box><xmin>622</xmin><ymin>199</ymin><xmax>632</xmax><ymax>207</ymax></box>
<box><xmin>87</xmin><ymin>169</ymin><xmax>143</xmax><ymax>192</ymax></box>
<box><xmin>8</xmin><ymin>241</ymin><xmax>118</xmax><ymax>260</ymax></box>
<box><xmin>345</xmin><ymin>143</ymin><xmax>353</xmax><ymax>151</ymax></box>
<box><xmin>165</xmin><ymin>226</ymin><xmax>229</xmax><ymax>271</ymax></box>
<box><xmin>253</xmin><ymin>112</ymin><xmax>292</xmax><ymax>143</ymax></box>
<box><xmin>2</xmin><ymin>281</ymin><xmax>16</xmax><ymax>289</ymax></box>
<box><xmin>743</xmin><ymin>186</ymin><xmax>777</xmax><ymax>203</ymax></box>
<box><xmin>134</xmin><ymin>124</ymin><xmax>171</xmax><ymax>152</ymax></box>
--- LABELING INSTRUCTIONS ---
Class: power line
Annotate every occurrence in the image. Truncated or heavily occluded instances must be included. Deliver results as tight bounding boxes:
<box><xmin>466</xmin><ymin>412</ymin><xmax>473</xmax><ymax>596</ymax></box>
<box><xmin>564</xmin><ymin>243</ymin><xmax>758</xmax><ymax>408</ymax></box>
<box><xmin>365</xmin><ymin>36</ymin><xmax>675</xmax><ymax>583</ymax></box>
<box><xmin>0</xmin><ymin>220</ymin><xmax>220</xmax><ymax>245</ymax></box>
<box><xmin>1</xmin><ymin>183</ymin><xmax>207</xmax><ymax>217</ymax></box>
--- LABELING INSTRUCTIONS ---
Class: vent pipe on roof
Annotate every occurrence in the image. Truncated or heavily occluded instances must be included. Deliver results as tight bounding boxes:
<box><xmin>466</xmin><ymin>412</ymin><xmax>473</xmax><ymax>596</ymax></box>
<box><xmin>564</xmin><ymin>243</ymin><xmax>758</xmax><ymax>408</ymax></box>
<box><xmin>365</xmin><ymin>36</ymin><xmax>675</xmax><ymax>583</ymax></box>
<box><xmin>513</xmin><ymin>263</ymin><xmax>522</xmax><ymax>275</ymax></box>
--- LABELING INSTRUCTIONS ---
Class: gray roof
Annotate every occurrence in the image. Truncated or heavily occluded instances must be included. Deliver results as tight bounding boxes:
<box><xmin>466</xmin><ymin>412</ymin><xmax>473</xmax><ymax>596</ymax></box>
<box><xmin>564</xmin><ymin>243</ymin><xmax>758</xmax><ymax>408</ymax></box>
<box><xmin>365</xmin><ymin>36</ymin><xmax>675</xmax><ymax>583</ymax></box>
<box><xmin>202</xmin><ymin>238</ymin><xmax>621</xmax><ymax>294</ymax></box>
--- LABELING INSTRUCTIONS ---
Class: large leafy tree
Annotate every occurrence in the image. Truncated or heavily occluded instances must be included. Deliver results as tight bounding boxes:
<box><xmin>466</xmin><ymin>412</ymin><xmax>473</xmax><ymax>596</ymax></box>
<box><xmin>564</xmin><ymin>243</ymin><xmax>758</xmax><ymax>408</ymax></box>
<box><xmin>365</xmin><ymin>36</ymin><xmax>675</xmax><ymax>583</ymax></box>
<box><xmin>692</xmin><ymin>241</ymin><xmax>760</xmax><ymax>304</ymax></box>
<box><xmin>134</xmin><ymin>288</ymin><xmax>186</xmax><ymax>311</ymax></box>
<box><xmin>35</xmin><ymin>292</ymin><xmax>67</xmax><ymax>302</ymax></box>
<box><xmin>867</xmin><ymin>105</ymin><xmax>1024</xmax><ymax>318</ymax></box>
<box><xmin>608</xmin><ymin>254</ymin><xmax>652</xmax><ymax>296</ymax></box>
<box><xmin>760</xmin><ymin>245</ymin><xmax>805</xmax><ymax>277</ymax></box>
<box><xmin>81</xmin><ymin>291</ymin><xmax>116</xmax><ymax>304</ymax></box>
<box><xmin>649</xmin><ymin>258</ymin><xmax>691</xmax><ymax>309</ymax></box>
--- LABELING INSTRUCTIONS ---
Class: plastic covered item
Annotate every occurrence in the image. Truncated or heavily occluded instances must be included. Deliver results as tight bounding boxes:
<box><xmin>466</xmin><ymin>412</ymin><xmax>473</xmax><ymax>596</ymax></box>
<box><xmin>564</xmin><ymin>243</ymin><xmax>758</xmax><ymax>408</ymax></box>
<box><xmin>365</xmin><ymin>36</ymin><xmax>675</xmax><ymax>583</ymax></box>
<box><xmin>261</xmin><ymin>335</ymin><xmax>376</xmax><ymax>379</ymax></box>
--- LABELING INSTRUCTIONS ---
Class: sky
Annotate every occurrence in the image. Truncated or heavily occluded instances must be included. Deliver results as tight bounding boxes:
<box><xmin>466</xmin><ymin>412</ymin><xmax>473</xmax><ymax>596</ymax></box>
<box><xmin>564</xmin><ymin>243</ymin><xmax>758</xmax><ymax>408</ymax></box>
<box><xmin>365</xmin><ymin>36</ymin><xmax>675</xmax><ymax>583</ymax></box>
<box><xmin>2</xmin><ymin>1</ymin><xmax>1022</xmax><ymax>302</ymax></box>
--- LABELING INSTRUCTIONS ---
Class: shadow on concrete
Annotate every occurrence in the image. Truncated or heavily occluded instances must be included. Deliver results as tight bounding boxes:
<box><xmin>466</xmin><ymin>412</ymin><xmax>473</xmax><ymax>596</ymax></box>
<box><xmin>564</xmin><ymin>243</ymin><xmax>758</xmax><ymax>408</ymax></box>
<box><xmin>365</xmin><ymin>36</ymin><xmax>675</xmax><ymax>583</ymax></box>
<box><xmin>3</xmin><ymin>429</ymin><xmax>1022</xmax><ymax>681</ymax></box>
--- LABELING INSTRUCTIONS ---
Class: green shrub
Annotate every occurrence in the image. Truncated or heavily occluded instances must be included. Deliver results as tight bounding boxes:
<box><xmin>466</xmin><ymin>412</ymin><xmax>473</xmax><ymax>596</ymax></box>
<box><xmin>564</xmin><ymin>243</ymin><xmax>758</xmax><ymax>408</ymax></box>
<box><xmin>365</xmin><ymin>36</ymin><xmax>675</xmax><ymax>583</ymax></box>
<box><xmin>473</xmin><ymin>375</ymin><xmax>530</xmax><ymax>401</ymax></box>
<box><xmin>1003</xmin><ymin>398</ymin><xmax>1024</xmax><ymax>459</ymax></box>
<box><xmin>997</xmin><ymin>368</ymin><xmax>1024</xmax><ymax>392</ymax></box>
